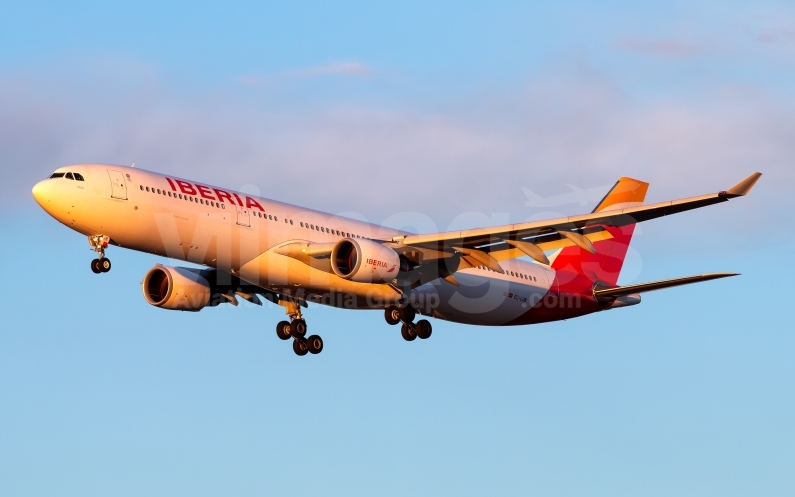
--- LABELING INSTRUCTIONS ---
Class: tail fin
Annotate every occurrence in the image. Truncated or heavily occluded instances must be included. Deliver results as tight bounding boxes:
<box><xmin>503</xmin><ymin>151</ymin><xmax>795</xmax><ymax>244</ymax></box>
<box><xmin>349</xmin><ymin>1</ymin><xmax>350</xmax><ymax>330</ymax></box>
<box><xmin>551</xmin><ymin>177</ymin><xmax>649</xmax><ymax>286</ymax></box>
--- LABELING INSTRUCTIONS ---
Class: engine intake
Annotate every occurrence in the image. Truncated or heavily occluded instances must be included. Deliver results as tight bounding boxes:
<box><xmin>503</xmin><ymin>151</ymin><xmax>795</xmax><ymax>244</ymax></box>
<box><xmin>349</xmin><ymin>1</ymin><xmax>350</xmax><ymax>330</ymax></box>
<box><xmin>331</xmin><ymin>238</ymin><xmax>400</xmax><ymax>284</ymax></box>
<box><xmin>142</xmin><ymin>265</ymin><xmax>211</xmax><ymax>311</ymax></box>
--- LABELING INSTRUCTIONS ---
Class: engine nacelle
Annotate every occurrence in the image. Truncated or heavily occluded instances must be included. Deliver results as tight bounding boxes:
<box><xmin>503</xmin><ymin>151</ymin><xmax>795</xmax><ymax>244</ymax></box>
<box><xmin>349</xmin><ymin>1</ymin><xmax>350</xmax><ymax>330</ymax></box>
<box><xmin>330</xmin><ymin>238</ymin><xmax>400</xmax><ymax>284</ymax></box>
<box><xmin>142</xmin><ymin>265</ymin><xmax>211</xmax><ymax>311</ymax></box>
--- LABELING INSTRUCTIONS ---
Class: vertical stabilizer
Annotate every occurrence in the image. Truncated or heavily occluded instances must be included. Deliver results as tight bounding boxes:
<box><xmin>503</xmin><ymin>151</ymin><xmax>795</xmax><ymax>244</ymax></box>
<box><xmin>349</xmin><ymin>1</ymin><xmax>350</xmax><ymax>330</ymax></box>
<box><xmin>551</xmin><ymin>177</ymin><xmax>649</xmax><ymax>286</ymax></box>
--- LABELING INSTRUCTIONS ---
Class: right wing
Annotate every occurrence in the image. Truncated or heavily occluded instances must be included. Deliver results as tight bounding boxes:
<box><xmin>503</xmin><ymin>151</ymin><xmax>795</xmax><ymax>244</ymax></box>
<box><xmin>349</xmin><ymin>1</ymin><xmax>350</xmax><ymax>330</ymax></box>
<box><xmin>391</xmin><ymin>172</ymin><xmax>762</xmax><ymax>266</ymax></box>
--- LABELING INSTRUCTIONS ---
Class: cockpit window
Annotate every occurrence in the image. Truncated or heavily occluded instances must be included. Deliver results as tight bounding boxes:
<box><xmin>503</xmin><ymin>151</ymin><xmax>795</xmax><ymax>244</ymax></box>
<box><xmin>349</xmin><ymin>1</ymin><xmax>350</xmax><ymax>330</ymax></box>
<box><xmin>50</xmin><ymin>172</ymin><xmax>65</xmax><ymax>179</ymax></box>
<box><xmin>73</xmin><ymin>173</ymin><xmax>85</xmax><ymax>181</ymax></box>
<box><xmin>65</xmin><ymin>172</ymin><xmax>75</xmax><ymax>180</ymax></box>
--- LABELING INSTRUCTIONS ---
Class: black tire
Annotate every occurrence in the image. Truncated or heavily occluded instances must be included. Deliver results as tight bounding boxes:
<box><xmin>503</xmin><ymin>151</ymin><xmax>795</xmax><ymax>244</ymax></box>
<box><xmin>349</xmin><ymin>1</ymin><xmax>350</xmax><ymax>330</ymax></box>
<box><xmin>307</xmin><ymin>335</ymin><xmax>324</xmax><ymax>354</ymax></box>
<box><xmin>291</xmin><ymin>318</ymin><xmax>307</xmax><ymax>337</ymax></box>
<box><xmin>293</xmin><ymin>338</ymin><xmax>309</xmax><ymax>356</ymax></box>
<box><xmin>100</xmin><ymin>258</ymin><xmax>112</xmax><ymax>272</ymax></box>
<box><xmin>90</xmin><ymin>259</ymin><xmax>101</xmax><ymax>274</ymax></box>
<box><xmin>416</xmin><ymin>319</ymin><xmax>432</xmax><ymax>339</ymax></box>
<box><xmin>398</xmin><ymin>305</ymin><xmax>416</xmax><ymax>324</ymax></box>
<box><xmin>276</xmin><ymin>321</ymin><xmax>291</xmax><ymax>340</ymax></box>
<box><xmin>401</xmin><ymin>322</ymin><xmax>417</xmax><ymax>341</ymax></box>
<box><xmin>385</xmin><ymin>306</ymin><xmax>401</xmax><ymax>325</ymax></box>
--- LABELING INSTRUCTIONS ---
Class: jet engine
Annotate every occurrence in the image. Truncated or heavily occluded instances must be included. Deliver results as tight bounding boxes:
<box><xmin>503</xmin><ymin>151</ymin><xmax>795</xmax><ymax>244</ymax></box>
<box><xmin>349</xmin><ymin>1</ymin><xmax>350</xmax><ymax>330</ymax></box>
<box><xmin>142</xmin><ymin>265</ymin><xmax>211</xmax><ymax>311</ymax></box>
<box><xmin>330</xmin><ymin>238</ymin><xmax>400</xmax><ymax>284</ymax></box>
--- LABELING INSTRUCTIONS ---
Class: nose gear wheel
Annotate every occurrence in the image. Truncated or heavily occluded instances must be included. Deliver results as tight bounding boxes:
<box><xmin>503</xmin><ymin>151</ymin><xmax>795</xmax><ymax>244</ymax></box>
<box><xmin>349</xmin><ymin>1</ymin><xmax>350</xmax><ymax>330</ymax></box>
<box><xmin>88</xmin><ymin>235</ymin><xmax>112</xmax><ymax>274</ymax></box>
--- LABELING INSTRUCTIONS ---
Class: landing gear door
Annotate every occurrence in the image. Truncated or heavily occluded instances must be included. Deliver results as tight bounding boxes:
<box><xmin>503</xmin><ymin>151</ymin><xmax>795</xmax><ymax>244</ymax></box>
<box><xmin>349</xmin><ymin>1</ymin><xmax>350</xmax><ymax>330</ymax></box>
<box><xmin>107</xmin><ymin>170</ymin><xmax>128</xmax><ymax>200</ymax></box>
<box><xmin>236</xmin><ymin>205</ymin><xmax>250</xmax><ymax>227</ymax></box>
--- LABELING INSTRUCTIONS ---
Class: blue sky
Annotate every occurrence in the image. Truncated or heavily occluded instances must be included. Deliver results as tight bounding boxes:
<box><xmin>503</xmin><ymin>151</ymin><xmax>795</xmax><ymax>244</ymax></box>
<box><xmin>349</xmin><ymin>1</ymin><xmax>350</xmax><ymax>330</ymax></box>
<box><xmin>1</xmin><ymin>2</ymin><xmax>794</xmax><ymax>496</ymax></box>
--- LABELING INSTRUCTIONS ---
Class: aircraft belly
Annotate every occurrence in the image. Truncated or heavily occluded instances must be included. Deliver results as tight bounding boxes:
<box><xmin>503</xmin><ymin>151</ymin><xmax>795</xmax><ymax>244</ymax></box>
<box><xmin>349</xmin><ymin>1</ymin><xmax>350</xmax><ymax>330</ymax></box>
<box><xmin>414</xmin><ymin>269</ymin><xmax>553</xmax><ymax>326</ymax></box>
<box><xmin>239</xmin><ymin>251</ymin><xmax>401</xmax><ymax>309</ymax></box>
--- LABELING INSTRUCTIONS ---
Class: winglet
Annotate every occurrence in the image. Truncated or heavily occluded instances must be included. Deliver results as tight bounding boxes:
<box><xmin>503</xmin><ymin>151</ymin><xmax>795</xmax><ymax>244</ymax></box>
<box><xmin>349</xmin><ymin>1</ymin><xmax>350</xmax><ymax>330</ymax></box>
<box><xmin>724</xmin><ymin>172</ymin><xmax>762</xmax><ymax>197</ymax></box>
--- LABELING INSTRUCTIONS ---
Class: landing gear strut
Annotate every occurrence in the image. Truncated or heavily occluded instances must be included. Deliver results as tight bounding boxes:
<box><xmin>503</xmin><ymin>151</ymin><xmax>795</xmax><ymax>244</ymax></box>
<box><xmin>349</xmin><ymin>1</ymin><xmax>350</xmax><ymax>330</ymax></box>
<box><xmin>275</xmin><ymin>297</ymin><xmax>323</xmax><ymax>356</ymax></box>
<box><xmin>387</xmin><ymin>304</ymin><xmax>432</xmax><ymax>342</ymax></box>
<box><xmin>89</xmin><ymin>235</ymin><xmax>112</xmax><ymax>273</ymax></box>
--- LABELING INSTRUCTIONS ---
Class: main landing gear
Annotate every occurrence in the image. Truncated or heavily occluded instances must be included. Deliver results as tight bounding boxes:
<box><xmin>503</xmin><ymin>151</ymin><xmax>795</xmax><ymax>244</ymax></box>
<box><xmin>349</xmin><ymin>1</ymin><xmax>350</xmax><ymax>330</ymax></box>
<box><xmin>276</xmin><ymin>298</ymin><xmax>323</xmax><ymax>356</ymax></box>
<box><xmin>385</xmin><ymin>305</ymin><xmax>432</xmax><ymax>342</ymax></box>
<box><xmin>89</xmin><ymin>235</ymin><xmax>112</xmax><ymax>274</ymax></box>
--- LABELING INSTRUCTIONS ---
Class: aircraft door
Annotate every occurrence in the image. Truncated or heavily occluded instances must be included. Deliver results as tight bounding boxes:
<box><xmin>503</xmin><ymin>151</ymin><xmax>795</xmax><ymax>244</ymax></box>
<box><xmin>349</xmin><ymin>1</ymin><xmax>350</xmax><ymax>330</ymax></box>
<box><xmin>107</xmin><ymin>170</ymin><xmax>128</xmax><ymax>200</ymax></box>
<box><xmin>236</xmin><ymin>205</ymin><xmax>250</xmax><ymax>227</ymax></box>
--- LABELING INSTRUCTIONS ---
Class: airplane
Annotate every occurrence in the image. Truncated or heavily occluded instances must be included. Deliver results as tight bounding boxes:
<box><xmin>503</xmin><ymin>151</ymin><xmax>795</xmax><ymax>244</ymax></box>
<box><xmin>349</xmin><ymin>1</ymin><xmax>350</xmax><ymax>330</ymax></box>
<box><xmin>31</xmin><ymin>165</ymin><xmax>761</xmax><ymax>356</ymax></box>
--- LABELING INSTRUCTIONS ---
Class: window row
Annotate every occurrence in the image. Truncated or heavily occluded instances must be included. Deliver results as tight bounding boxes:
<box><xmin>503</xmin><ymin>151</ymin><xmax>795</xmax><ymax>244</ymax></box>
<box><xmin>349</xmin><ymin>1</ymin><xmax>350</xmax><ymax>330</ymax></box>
<box><xmin>299</xmin><ymin>221</ymin><xmax>364</xmax><ymax>239</ymax></box>
<box><xmin>476</xmin><ymin>264</ymin><xmax>538</xmax><ymax>282</ymax></box>
<box><xmin>140</xmin><ymin>183</ymin><xmax>367</xmax><ymax>239</ymax></box>
<box><xmin>251</xmin><ymin>211</ymin><xmax>288</xmax><ymax>223</ymax></box>
<box><xmin>50</xmin><ymin>172</ymin><xmax>85</xmax><ymax>181</ymax></box>
<box><xmin>141</xmin><ymin>184</ymin><xmax>226</xmax><ymax>209</ymax></box>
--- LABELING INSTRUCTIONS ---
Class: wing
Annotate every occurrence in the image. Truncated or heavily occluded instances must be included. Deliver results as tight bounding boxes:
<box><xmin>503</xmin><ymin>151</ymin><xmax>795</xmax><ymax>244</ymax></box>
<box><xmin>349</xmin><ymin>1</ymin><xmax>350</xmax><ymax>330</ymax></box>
<box><xmin>387</xmin><ymin>172</ymin><xmax>761</xmax><ymax>272</ymax></box>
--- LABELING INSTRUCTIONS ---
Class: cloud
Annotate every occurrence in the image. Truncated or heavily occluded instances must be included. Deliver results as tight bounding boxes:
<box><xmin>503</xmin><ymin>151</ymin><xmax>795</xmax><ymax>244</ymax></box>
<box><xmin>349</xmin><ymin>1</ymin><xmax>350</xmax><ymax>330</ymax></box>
<box><xmin>613</xmin><ymin>38</ymin><xmax>700</xmax><ymax>57</ymax></box>
<box><xmin>242</xmin><ymin>61</ymin><xmax>371</xmax><ymax>85</ymax></box>
<box><xmin>2</xmin><ymin>61</ymin><xmax>792</xmax><ymax>256</ymax></box>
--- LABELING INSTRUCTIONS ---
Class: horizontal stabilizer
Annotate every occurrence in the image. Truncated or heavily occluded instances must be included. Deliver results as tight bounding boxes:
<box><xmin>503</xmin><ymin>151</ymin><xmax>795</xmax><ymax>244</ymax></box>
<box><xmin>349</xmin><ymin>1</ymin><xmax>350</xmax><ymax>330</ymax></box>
<box><xmin>593</xmin><ymin>272</ymin><xmax>738</xmax><ymax>303</ymax></box>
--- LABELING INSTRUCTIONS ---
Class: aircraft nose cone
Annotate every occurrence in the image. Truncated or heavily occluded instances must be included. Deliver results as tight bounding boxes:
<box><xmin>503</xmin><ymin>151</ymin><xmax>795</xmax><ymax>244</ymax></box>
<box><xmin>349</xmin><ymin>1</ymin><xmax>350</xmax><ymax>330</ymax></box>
<box><xmin>32</xmin><ymin>179</ymin><xmax>51</xmax><ymax>206</ymax></box>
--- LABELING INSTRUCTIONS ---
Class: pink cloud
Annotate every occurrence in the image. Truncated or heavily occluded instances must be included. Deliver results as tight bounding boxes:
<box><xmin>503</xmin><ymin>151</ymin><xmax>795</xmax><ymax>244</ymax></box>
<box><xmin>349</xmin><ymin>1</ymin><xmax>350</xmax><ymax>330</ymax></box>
<box><xmin>754</xmin><ymin>27</ymin><xmax>795</xmax><ymax>44</ymax></box>
<box><xmin>242</xmin><ymin>61</ymin><xmax>371</xmax><ymax>85</ymax></box>
<box><xmin>613</xmin><ymin>38</ymin><xmax>700</xmax><ymax>57</ymax></box>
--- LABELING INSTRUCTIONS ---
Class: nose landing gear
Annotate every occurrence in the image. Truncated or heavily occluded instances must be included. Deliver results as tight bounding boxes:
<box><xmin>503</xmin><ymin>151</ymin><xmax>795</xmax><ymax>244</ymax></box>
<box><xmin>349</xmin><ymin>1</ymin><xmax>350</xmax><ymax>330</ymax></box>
<box><xmin>89</xmin><ymin>235</ymin><xmax>112</xmax><ymax>273</ymax></box>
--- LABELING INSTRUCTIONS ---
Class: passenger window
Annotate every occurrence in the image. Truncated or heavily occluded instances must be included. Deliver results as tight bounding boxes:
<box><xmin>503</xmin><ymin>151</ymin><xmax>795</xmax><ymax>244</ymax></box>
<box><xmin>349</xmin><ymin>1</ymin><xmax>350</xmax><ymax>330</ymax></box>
<box><xmin>274</xmin><ymin>216</ymin><xmax>278</xmax><ymax>221</ymax></box>
<box><xmin>157</xmin><ymin>189</ymin><xmax>160</xmax><ymax>194</ymax></box>
<box><xmin>269</xmin><ymin>215</ymin><xmax>273</xmax><ymax>221</ymax></box>
<box><xmin>146</xmin><ymin>186</ymin><xmax>150</xmax><ymax>192</ymax></box>
<box><xmin>140</xmin><ymin>185</ymin><xmax>143</xmax><ymax>190</ymax></box>
<box><xmin>290</xmin><ymin>220</ymin><xmax>293</xmax><ymax>225</ymax></box>
<box><xmin>49</xmin><ymin>172</ymin><xmax>65</xmax><ymax>178</ymax></box>
<box><xmin>74</xmin><ymin>173</ymin><xmax>84</xmax><ymax>181</ymax></box>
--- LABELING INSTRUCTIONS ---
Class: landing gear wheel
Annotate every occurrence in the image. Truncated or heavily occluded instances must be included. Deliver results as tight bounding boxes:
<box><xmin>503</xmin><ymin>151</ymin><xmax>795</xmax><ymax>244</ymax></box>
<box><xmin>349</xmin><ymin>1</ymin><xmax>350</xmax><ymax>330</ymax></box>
<box><xmin>291</xmin><ymin>318</ymin><xmax>307</xmax><ymax>338</ymax></box>
<box><xmin>276</xmin><ymin>321</ymin><xmax>291</xmax><ymax>340</ymax></box>
<box><xmin>91</xmin><ymin>259</ymin><xmax>102</xmax><ymax>274</ymax></box>
<box><xmin>293</xmin><ymin>338</ymin><xmax>309</xmax><ymax>356</ymax></box>
<box><xmin>398</xmin><ymin>305</ymin><xmax>416</xmax><ymax>324</ymax></box>
<box><xmin>401</xmin><ymin>322</ymin><xmax>417</xmax><ymax>341</ymax></box>
<box><xmin>99</xmin><ymin>258</ymin><xmax>112</xmax><ymax>273</ymax></box>
<box><xmin>385</xmin><ymin>306</ymin><xmax>401</xmax><ymax>326</ymax></box>
<box><xmin>307</xmin><ymin>335</ymin><xmax>324</xmax><ymax>354</ymax></box>
<box><xmin>416</xmin><ymin>319</ymin><xmax>432</xmax><ymax>339</ymax></box>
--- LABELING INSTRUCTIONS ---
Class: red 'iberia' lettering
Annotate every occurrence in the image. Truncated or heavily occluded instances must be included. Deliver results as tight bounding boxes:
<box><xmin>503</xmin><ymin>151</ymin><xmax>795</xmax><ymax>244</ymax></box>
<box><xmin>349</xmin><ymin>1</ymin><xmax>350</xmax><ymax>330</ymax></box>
<box><xmin>175</xmin><ymin>180</ymin><xmax>196</xmax><ymax>195</ymax></box>
<box><xmin>165</xmin><ymin>178</ymin><xmax>177</xmax><ymax>191</ymax></box>
<box><xmin>232</xmin><ymin>193</ymin><xmax>244</xmax><ymax>207</ymax></box>
<box><xmin>246</xmin><ymin>196</ymin><xmax>264</xmax><ymax>211</ymax></box>
<box><xmin>213</xmin><ymin>188</ymin><xmax>234</xmax><ymax>204</ymax></box>
<box><xmin>196</xmin><ymin>184</ymin><xmax>215</xmax><ymax>200</ymax></box>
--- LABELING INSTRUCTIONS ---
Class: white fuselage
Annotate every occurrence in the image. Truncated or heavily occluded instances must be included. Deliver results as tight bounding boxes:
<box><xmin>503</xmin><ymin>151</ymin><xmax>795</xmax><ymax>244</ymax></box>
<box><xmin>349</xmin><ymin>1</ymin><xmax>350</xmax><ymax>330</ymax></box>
<box><xmin>32</xmin><ymin>164</ymin><xmax>556</xmax><ymax>325</ymax></box>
